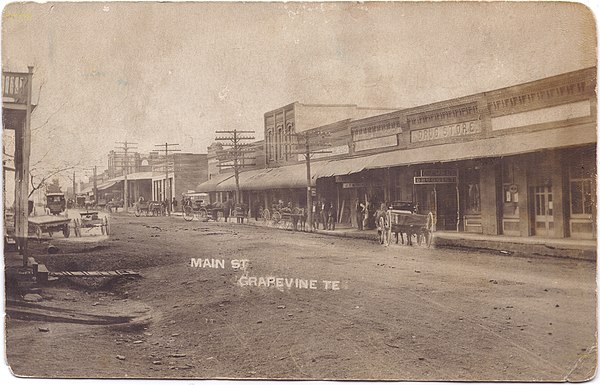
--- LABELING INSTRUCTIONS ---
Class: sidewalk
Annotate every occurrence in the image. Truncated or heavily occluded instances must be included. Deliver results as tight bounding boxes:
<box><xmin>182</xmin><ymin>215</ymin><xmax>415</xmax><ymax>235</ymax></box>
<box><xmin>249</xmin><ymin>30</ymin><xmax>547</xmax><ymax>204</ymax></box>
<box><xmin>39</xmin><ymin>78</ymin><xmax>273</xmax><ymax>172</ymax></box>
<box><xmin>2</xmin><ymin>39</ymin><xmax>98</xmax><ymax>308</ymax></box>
<box><xmin>239</xmin><ymin>217</ymin><xmax>596</xmax><ymax>260</ymax></box>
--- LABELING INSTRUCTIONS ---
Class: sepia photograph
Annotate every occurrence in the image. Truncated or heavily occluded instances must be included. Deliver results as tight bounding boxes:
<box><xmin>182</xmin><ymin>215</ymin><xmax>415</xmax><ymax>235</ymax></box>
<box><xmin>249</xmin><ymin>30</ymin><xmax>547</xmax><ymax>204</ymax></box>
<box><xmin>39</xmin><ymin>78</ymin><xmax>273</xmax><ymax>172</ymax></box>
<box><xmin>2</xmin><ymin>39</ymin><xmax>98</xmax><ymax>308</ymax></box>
<box><xmin>1</xmin><ymin>0</ymin><xmax>597</xmax><ymax>381</ymax></box>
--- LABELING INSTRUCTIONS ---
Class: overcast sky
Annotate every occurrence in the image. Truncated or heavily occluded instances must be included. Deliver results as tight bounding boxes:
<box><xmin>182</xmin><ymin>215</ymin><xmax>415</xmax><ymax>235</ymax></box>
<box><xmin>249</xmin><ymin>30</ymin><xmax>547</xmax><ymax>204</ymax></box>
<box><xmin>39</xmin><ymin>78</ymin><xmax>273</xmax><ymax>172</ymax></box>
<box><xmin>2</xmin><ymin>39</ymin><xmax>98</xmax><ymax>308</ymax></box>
<box><xmin>1</xmin><ymin>1</ymin><xmax>597</xmax><ymax>185</ymax></box>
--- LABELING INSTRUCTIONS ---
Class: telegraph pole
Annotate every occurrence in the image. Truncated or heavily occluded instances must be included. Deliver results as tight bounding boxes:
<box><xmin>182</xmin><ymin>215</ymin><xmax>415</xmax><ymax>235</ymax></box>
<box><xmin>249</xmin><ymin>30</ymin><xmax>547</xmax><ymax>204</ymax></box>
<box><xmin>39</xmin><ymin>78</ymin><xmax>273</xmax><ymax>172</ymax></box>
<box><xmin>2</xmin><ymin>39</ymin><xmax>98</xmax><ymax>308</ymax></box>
<box><xmin>290</xmin><ymin>131</ymin><xmax>331</xmax><ymax>232</ymax></box>
<box><xmin>214</xmin><ymin>130</ymin><xmax>255</xmax><ymax>204</ymax></box>
<box><xmin>115</xmin><ymin>141</ymin><xmax>138</xmax><ymax>211</ymax></box>
<box><xmin>154</xmin><ymin>143</ymin><xmax>180</xmax><ymax>216</ymax></box>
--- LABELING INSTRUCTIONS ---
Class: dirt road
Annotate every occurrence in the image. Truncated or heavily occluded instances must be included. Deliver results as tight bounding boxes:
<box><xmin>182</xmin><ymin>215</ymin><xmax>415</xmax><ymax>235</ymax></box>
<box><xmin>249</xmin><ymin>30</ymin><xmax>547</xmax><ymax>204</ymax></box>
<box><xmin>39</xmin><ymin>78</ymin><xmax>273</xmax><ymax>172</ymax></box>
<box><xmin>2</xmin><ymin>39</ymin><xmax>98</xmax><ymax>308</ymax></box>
<box><xmin>5</xmin><ymin>213</ymin><xmax>597</xmax><ymax>381</ymax></box>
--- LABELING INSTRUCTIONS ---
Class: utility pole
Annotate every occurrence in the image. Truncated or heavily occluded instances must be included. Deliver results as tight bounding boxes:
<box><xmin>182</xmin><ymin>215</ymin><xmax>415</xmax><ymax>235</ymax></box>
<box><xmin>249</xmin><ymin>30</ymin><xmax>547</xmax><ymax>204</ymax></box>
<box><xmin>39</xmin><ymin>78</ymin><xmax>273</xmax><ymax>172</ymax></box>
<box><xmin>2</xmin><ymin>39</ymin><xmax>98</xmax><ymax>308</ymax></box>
<box><xmin>290</xmin><ymin>131</ymin><xmax>331</xmax><ymax>232</ymax></box>
<box><xmin>83</xmin><ymin>166</ymin><xmax>99</xmax><ymax>208</ymax></box>
<box><xmin>153</xmin><ymin>143</ymin><xmax>180</xmax><ymax>216</ymax></box>
<box><xmin>114</xmin><ymin>141</ymin><xmax>138</xmax><ymax>211</ymax></box>
<box><xmin>214</xmin><ymin>130</ymin><xmax>256</xmax><ymax>204</ymax></box>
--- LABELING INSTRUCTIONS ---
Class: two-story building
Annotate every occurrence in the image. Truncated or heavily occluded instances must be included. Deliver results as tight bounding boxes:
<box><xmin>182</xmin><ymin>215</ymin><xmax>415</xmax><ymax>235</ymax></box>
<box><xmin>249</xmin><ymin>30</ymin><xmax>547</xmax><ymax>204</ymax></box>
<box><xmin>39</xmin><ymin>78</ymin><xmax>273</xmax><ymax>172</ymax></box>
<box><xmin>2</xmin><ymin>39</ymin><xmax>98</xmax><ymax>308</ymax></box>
<box><xmin>197</xmin><ymin>67</ymin><xmax>596</xmax><ymax>239</ymax></box>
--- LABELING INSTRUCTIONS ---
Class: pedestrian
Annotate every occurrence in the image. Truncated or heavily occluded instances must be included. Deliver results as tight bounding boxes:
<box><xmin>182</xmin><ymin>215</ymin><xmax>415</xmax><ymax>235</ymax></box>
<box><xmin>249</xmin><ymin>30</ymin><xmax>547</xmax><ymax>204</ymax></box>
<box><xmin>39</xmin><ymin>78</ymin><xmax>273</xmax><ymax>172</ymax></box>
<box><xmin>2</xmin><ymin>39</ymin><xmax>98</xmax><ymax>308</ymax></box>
<box><xmin>313</xmin><ymin>200</ymin><xmax>321</xmax><ymax>230</ymax></box>
<box><xmin>172</xmin><ymin>197</ymin><xmax>177</xmax><ymax>213</ymax></box>
<box><xmin>223</xmin><ymin>199</ymin><xmax>231</xmax><ymax>222</ymax></box>
<box><xmin>321</xmin><ymin>201</ymin><xmax>329</xmax><ymax>230</ymax></box>
<box><xmin>363</xmin><ymin>201</ymin><xmax>370</xmax><ymax>230</ymax></box>
<box><xmin>253</xmin><ymin>200</ymin><xmax>260</xmax><ymax>221</ymax></box>
<box><xmin>357</xmin><ymin>201</ymin><xmax>366</xmax><ymax>230</ymax></box>
<box><xmin>328</xmin><ymin>203</ymin><xmax>337</xmax><ymax>230</ymax></box>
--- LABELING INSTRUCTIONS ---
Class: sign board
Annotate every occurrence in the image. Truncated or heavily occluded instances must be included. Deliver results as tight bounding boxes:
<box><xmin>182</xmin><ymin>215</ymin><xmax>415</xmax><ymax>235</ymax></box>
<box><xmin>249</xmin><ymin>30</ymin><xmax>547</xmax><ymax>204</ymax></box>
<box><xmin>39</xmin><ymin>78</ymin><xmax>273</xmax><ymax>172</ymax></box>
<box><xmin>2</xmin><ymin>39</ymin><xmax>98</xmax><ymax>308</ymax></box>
<box><xmin>414</xmin><ymin>176</ymin><xmax>457</xmax><ymax>184</ymax></box>
<box><xmin>410</xmin><ymin>120</ymin><xmax>482</xmax><ymax>143</ymax></box>
<box><xmin>354</xmin><ymin>135</ymin><xmax>398</xmax><ymax>152</ymax></box>
<box><xmin>342</xmin><ymin>182</ymin><xmax>366</xmax><ymax>189</ymax></box>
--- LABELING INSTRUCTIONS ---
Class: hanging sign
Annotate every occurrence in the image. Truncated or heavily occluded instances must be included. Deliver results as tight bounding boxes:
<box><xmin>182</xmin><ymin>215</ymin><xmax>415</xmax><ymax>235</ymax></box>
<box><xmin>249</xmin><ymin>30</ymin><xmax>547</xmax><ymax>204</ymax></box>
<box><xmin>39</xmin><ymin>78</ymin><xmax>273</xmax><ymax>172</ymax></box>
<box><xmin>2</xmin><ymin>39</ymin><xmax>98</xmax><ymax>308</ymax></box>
<box><xmin>342</xmin><ymin>182</ymin><xmax>366</xmax><ymax>189</ymax></box>
<box><xmin>414</xmin><ymin>176</ymin><xmax>457</xmax><ymax>184</ymax></box>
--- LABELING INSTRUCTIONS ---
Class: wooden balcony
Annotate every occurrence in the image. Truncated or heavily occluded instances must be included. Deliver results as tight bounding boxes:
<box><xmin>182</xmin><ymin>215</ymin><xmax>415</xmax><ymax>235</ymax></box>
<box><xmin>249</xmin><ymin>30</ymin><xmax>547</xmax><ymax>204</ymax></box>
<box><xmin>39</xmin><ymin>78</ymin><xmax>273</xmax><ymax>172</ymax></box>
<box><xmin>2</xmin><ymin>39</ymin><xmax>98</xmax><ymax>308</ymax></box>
<box><xmin>3</xmin><ymin>68</ymin><xmax>34</xmax><ymax>130</ymax></box>
<box><xmin>3</xmin><ymin>71</ymin><xmax>29</xmax><ymax>104</ymax></box>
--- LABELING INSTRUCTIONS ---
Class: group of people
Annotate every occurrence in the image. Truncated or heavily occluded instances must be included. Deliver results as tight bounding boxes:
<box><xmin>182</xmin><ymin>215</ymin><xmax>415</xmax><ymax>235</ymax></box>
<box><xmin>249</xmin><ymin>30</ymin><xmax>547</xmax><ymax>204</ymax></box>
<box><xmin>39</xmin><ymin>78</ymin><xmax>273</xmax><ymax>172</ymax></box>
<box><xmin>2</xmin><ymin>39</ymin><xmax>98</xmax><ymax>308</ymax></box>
<box><xmin>312</xmin><ymin>200</ymin><xmax>337</xmax><ymax>230</ymax></box>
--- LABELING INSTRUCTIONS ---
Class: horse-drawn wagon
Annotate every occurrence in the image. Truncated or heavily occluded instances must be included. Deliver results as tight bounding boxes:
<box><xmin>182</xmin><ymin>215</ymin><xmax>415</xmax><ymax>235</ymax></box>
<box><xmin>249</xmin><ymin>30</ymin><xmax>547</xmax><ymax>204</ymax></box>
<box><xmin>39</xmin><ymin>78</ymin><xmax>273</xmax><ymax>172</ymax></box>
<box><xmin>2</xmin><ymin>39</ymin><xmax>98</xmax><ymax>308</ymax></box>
<box><xmin>73</xmin><ymin>211</ymin><xmax>110</xmax><ymax>236</ymax></box>
<box><xmin>182</xmin><ymin>192</ymin><xmax>223</xmax><ymax>221</ymax></box>
<box><xmin>379</xmin><ymin>201</ymin><xmax>434</xmax><ymax>247</ymax></box>
<box><xmin>29</xmin><ymin>215</ymin><xmax>71</xmax><ymax>239</ymax></box>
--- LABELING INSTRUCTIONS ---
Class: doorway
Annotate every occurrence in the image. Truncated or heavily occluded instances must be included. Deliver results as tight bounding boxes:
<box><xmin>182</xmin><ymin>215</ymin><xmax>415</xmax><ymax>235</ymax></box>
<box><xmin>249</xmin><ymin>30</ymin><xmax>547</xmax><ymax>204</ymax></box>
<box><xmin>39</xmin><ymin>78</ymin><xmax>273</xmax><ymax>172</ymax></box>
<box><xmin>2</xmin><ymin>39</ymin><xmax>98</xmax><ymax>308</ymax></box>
<box><xmin>532</xmin><ymin>185</ymin><xmax>554</xmax><ymax>237</ymax></box>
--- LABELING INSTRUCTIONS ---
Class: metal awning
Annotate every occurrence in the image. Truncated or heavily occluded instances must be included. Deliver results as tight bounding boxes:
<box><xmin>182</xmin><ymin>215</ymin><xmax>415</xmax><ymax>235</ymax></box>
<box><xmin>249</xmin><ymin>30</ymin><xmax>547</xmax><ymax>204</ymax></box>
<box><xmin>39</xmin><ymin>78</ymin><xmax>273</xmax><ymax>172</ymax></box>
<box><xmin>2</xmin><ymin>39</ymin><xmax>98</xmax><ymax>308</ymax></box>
<box><xmin>214</xmin><ymin>168</ymin><xmax>271</xmax><ymax>191</ymax></box>
<box><xmin>196</xmin><ymin>124</ymin><xmax>595</xmax><ymax>192</ymax></box>
<box><xmin>195</xmin><ymin>173</ymin><xmax>235</xmax><ymax>192</ymax></box>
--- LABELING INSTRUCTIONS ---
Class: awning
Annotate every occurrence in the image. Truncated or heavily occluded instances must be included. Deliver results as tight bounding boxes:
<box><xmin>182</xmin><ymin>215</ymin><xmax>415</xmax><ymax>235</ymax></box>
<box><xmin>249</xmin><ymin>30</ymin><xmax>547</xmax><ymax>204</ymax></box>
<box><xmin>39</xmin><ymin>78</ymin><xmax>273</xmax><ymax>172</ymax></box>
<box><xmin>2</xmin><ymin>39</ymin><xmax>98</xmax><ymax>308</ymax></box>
<box><xmin>196</xmin><ymin>124</ymin><xmax>595</xmax><ymax>192</ymax></box>
<box><xmin>112</xmin><ymin>171</ymin><xmax>154</xmax><ymax>181</ymax></box>
<box><xmin>196</xmin><ymin>173</ymin><xmax>235</xmax><ymax>192</ymax></box>
<box><xmin>214</xmin><ymin>168</ymin><xmax>271</xmax><ymax>191</ymax></box>
<box><xmin>96</xmin><ymin>180</ymin><xmax>121</xmax><ymax>191</ymax></box>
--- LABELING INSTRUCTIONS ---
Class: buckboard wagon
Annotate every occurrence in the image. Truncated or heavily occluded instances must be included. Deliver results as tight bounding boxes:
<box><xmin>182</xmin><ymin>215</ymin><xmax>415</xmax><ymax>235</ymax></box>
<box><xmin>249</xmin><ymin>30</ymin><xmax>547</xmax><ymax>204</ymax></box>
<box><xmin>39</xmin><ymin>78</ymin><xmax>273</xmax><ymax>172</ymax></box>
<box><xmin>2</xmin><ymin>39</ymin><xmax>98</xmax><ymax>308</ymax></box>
<box><xmin>379</xmin><ymin>207</ymin><xmax>434</xmax><ymax>247</ymax></box>
<box><xmin>29</xmin><ymin>216</ymin><xmax>72</xmax><ymax>239</ymax></box>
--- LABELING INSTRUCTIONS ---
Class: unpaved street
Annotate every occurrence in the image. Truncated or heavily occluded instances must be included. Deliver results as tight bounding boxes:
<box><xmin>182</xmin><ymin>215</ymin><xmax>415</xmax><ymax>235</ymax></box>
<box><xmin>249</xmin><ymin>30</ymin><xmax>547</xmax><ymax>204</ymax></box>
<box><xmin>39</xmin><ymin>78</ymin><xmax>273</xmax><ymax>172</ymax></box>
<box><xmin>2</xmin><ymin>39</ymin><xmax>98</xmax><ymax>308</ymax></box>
<box><xmin>6</xmin><ymin>213</ymin><xmax>597</xmax><ymax>381</ymax></box>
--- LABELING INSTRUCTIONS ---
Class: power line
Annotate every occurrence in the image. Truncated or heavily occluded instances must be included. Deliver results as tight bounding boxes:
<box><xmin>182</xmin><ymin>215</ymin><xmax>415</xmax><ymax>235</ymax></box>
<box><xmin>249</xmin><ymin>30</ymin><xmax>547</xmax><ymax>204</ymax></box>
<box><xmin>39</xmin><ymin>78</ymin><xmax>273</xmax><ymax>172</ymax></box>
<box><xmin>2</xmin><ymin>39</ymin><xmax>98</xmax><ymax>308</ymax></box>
<box><xmin>153</xmin><ymin>143</ymin><xmax>181</xmax><ymax>215</ymax></box>
<box><xmin>214</xmin><ymin>129</ymin><xmax>256</xmax><ymax>203</ymax></box>
<box><xmin>114</xmin><ymin>141</ymin><xmax>138</xmax><ymax>211</ymax></box>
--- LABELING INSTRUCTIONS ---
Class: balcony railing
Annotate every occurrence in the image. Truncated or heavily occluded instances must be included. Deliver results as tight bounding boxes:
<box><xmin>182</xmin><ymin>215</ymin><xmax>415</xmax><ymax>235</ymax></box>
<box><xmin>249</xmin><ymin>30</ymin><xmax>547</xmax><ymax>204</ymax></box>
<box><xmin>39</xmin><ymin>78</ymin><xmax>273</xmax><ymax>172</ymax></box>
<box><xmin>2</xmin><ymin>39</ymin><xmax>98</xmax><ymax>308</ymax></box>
<box><xmin>3</xmin><ymin>71</ymin><xmax>29</xmax><ymax>103</ymax></box>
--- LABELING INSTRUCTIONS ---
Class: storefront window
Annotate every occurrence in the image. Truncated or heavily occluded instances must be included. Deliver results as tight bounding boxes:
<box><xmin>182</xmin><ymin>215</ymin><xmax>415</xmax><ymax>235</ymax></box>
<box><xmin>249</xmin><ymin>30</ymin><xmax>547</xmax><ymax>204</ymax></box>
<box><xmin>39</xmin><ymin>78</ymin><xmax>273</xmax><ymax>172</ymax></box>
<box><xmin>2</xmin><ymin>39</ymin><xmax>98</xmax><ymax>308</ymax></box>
<box><xmin>568</xmin><ymin>148</ymin><xmax>595</xmax><ymax>216</ymax></box>
<box><xmin>570</xmin><ymin>179</ymin><xmax>594</xmax><ymax>215</ymax></box>
<box><xmin>463</xmin><ymin>168</ymin><xmax>480</xmax><ymax>214</ymax></box>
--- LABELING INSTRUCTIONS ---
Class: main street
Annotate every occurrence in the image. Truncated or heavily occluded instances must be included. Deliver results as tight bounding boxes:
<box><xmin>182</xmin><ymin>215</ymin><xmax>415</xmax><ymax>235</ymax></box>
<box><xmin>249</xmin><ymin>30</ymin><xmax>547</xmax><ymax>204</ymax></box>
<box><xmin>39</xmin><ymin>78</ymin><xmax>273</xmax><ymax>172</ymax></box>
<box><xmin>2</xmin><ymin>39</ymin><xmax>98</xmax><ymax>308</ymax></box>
<box><xmin>6</xmin><ymin>213</ymin><xmax>596</xmax><ymax>381</ymax></box>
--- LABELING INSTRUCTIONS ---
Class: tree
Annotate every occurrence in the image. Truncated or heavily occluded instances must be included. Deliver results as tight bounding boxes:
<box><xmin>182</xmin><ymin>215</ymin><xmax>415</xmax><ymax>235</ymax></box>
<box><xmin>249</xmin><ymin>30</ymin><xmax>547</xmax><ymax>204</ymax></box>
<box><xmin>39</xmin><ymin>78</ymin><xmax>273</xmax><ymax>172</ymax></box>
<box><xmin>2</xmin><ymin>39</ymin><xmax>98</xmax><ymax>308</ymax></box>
<box><xmin>45</xmin><ymin>178</ymin><xmax>62</xmax><ymax>193</ymax></box>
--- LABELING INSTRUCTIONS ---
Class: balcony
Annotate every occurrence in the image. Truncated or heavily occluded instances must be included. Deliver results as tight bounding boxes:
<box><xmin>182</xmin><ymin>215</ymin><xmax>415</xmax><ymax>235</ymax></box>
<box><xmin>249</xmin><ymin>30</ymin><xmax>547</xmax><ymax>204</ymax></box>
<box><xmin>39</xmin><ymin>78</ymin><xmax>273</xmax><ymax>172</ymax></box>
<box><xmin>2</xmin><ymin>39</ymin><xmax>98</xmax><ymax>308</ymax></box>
<box><xmin>3</xmin><ymin>71</ymin><xmax>29</xmax><ymax>104</ymax></box>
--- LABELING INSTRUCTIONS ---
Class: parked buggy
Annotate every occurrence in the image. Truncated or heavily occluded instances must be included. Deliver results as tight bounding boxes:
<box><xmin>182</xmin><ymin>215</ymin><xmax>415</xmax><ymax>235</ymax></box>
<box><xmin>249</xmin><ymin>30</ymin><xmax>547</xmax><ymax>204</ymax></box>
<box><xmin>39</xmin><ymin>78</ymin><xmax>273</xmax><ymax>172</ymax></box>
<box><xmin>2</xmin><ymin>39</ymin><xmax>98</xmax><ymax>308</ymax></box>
<box><xmin>46</xmin><ymin>193</ymin><xmax>66</xmax><ymax>215</ymax></box>
<box><xmin>73</xmin><ymin>211</ymin><xmax>110</xmax><ymax>236</ymax></box>
<box><xmin>182</xmin><ymin>192</ymin><xmax>223</xmax><ymax>221</ymax></box>
<box><xmin>382</xmin><ymin>201</ymin><xmax>434</xmax><ymax>247</ymax></box>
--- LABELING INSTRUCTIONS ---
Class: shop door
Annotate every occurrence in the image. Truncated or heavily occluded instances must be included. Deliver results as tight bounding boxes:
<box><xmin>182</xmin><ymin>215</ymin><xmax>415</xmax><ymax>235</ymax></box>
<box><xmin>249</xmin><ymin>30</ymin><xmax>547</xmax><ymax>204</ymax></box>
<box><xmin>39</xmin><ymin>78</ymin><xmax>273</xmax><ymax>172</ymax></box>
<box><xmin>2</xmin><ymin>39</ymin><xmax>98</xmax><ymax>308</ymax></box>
<box><xmin>533</xmin><ymin>186</ymin><xmax>554</xmax><ymax>237</ymax></box>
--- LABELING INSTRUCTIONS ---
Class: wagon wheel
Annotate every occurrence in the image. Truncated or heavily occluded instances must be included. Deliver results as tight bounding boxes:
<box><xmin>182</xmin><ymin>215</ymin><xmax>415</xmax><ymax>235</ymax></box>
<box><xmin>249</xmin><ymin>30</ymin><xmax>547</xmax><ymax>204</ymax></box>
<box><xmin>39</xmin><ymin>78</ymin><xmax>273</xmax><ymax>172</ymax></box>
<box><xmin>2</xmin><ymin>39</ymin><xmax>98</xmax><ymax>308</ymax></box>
<box><xmin>183</xmin><ymin>205</ymin><xmax>194</xmax><ymax>221</ymax></box>
<box><xmin>272</xmin><ymin>211</ymin><xmax>281</xmax><ymax>224</ymax></box>
<box><xmin>198</xmin><ymin>208</ymin><xmax>208</xmax><ymax>220</ymax></box>
<box><xmin>261</xmin><ymin>208</ymin><xmax>270</xmax><ymax>222</ymax></box>
<box><xmin>74</xmin><ymin>219</ymin><xmax>81</xmax><ymax>237</ymax></box>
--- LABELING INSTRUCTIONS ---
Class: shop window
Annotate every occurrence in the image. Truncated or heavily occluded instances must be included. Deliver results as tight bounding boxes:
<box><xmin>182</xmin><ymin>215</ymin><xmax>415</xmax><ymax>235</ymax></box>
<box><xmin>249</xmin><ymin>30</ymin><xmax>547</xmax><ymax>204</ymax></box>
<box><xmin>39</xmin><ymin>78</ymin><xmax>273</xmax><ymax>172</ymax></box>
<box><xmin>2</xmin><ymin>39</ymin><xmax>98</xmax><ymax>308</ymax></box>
<box><xmin>463</xmin><ymin>168</ymin><xmax>480</xmax><ymax>214</ymax></box>
<box><xmin>570</xmin><ymin>179</ymin><xmax>594</xmax><ymax>215</ymax></box>
<box><xmin>568</xmin><ymin>148</ymin><xmax>596</xmax><ymax>216</ymax></box>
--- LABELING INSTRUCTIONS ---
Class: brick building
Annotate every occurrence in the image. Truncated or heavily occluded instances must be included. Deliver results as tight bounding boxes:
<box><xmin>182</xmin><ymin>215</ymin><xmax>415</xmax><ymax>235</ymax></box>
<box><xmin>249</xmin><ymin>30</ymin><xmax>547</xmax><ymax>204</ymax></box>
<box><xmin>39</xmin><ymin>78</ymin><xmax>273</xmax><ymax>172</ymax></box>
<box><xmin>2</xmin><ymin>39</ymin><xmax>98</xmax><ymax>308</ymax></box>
<box><xmin>198</xmin><ymin>67</ymin><xmax>596</xmax><ymax>239</ymax></box>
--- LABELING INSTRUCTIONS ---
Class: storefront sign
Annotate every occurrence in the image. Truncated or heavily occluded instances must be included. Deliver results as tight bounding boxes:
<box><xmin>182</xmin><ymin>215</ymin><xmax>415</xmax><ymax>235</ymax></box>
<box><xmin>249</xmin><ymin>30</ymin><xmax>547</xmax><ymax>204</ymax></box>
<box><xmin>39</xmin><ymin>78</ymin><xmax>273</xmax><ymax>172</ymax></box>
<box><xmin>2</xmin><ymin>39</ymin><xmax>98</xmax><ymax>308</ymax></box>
<box><xmin>342</xmin><ymin>182</ymin><xmax>366</xmax><ymax>189</ymax></box>
<box><xmin>410</xmin><ymin>120</ymin><xmax>482</xmax><ymax>143</ymax></box>
<box><xmin>297</xmin><ymin>145</ymin><xmax>349</xmax><ymax>161</ymax></box>
<box><xmin>414</xmin><ymin>176</ymin><xmax>457</xmax><ymax>184</ymax></box>
<box><xmin>354</xmin><ymin>135</ymin><xmax>398</xmax><ymax>152</ymax></box>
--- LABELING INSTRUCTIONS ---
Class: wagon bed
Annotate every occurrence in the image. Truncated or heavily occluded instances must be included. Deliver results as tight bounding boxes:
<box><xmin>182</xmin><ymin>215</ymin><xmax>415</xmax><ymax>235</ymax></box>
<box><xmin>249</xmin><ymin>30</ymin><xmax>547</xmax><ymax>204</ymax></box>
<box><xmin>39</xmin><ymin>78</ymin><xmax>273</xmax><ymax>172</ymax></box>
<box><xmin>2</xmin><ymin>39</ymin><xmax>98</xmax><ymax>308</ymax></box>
<box><xmin>29</xmin><ymin>216</ymin><xmax>72</xmax><ymax>238</ymax></box>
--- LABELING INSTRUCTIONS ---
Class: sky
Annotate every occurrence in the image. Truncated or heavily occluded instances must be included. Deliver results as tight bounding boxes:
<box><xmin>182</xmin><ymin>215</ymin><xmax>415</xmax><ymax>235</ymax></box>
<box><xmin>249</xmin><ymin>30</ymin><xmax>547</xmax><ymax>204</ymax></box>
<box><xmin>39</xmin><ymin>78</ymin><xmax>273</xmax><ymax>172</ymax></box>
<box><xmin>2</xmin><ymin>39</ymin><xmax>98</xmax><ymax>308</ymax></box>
<box><xmin>1</xmin><ymin>0</ymin><xmax>597</xmax><ymax>187</ymax></box>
